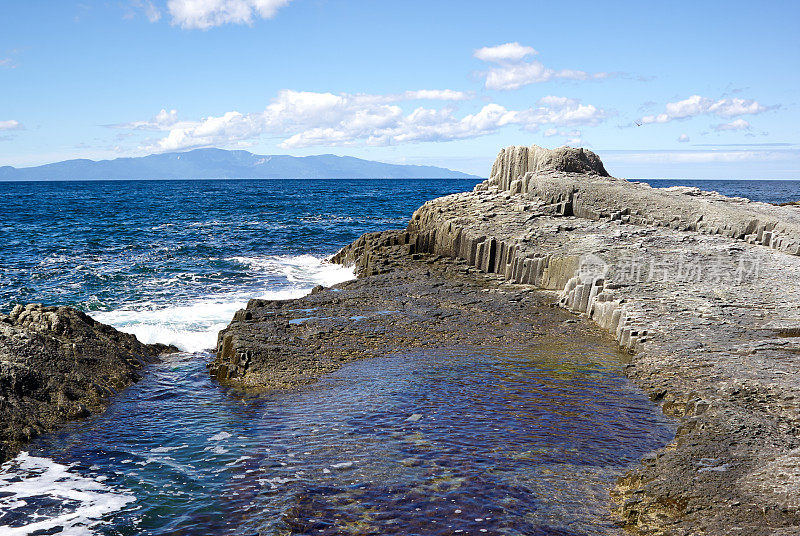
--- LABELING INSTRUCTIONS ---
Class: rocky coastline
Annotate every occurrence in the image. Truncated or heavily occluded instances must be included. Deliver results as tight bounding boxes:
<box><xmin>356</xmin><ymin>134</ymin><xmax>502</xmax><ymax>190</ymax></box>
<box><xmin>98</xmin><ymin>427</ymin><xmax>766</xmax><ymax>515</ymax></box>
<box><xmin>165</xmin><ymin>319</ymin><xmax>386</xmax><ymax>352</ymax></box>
<box><xmin>0</xmin><ymin>304</ymin><xmax>177</xmax><ymax>463</ymax></box>
<box><xmin>1</xmin><ymin>145</ymin><xmax>797</xmax><ymax>534</ymax></box>
<box><xmin>213</xmin><ymin>146</ymin><xmax>800</xmax><ymax>535</ymax></box>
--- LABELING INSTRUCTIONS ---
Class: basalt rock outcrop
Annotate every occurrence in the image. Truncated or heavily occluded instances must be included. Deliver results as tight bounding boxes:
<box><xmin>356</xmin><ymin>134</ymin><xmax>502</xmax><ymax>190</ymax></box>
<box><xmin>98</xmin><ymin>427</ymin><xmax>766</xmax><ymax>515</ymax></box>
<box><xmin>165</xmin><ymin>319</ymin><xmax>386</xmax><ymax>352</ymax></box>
<box><xmin>0</xmin><ymin>304</ymin><xmax>177</xmax><ymax>462</ymax></box>
<box><xmin>482</xmin><ymin>146</ymin><xmax>800</xmax><ymax>257</ymax></box>
<box><xmin>209</xmin><ymin>241</ymin><xmax>573</xmax><ymax>390</ymax></box>
<box><xmin>216</xmin><ymin>145</ymin><xmax>800</xmax><ymax>535</ymax></box>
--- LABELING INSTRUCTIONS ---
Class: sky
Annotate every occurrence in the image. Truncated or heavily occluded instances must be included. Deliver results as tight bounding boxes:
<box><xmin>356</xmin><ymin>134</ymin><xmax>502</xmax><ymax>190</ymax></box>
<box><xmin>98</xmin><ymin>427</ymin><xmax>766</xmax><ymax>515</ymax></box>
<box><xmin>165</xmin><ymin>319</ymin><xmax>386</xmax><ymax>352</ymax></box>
<box><xmin>1</xmin><ymin>0</ymin><xmax>798</xmax><ymax>178</ymax></box>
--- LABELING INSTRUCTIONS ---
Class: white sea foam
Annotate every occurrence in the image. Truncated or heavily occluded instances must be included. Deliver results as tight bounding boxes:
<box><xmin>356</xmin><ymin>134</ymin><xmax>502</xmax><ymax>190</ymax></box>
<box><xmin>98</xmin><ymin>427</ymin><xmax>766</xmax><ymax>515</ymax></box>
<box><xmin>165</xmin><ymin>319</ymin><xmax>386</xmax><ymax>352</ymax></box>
<box><xmin>228</xmin><ymin>254</ymin><xmax>354</xmax><ymax>287</ymax></box>
<box><xmin>94</xmin><ymin>255</ymin><xmax>354</xmax><ymax>353</ymax></box>
<box><xmin>150</xmin><ymin>445</ymin><xmax>183</xmax><ymax>454</ymax></box>
<box><xmin>0</xmin><ymin>452</ymin><xmax>135</xmax><ymax>536</ymax></box>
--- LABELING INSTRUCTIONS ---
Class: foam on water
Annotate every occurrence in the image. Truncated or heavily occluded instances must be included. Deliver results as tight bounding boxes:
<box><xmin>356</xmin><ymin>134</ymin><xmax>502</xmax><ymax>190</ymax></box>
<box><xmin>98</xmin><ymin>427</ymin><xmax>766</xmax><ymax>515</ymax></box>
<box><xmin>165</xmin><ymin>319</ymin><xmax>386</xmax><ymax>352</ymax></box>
<box><xmin>228</xmin><ymin>254</ymin><xmax>355</xmax><ymax>287</ymax></box>
<box><xmin>92</xmin><ymin>255</ymin><xmax>354</xmax><ymax>352</ymax></box>
<box><xmin>0</xmin><ymin>453</ymin><xmax>134</xmax><ymax>536</ymax></box>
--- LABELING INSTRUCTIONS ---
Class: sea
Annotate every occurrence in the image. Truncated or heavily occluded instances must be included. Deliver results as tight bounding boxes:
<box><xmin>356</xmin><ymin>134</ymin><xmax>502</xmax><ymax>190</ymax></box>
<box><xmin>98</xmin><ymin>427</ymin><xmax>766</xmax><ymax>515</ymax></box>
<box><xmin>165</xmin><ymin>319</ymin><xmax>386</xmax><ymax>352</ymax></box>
<box><xmin>0</xmin><ymin>178</ymin><xmax>796</xmax><ymax>535</ymax></box>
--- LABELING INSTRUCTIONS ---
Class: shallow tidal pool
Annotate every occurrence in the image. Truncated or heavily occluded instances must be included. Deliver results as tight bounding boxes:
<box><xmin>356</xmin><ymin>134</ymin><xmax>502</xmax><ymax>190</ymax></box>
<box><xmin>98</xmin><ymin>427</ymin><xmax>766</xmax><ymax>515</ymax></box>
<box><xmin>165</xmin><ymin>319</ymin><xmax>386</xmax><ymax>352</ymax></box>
<box><xmin>0</xmin><ymin>335</ymin><xmax>674</xmax><ymax>536</ymax></box>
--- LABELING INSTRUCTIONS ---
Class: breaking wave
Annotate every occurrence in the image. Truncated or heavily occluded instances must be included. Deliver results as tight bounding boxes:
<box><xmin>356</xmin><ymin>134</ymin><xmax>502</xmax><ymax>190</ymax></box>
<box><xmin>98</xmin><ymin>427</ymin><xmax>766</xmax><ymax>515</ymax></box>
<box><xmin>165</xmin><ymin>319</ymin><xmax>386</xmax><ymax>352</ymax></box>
<box><xmin>94</xmin><ymin>255</ymin><xmax>354</xmax><ymax>352</ymax></box>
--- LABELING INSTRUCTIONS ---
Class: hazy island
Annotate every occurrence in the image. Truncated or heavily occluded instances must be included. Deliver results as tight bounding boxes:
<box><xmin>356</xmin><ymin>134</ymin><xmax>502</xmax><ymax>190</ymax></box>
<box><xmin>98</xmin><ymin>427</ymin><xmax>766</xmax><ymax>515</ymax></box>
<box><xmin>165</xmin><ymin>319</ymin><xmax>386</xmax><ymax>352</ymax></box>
<box><xmin>0</xmin><ymin>148</ymin><xmax>479</xmax><ymax>181</ymax></box>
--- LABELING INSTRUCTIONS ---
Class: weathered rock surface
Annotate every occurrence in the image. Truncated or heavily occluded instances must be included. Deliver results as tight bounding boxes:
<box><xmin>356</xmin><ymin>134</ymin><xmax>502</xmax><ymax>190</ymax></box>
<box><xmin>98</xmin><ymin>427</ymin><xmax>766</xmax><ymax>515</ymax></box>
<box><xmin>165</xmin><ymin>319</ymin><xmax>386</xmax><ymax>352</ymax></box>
<box><xmin>0</xmin><ymin>304</ymin><xmax>177</xmax><ymax>462</ymax></box>
<box><xmin>390</xmin><ymin>146</ymin><xmax>800</xmax><ymax>535</ymax></box>
<box><xmin>215</xmin><ymin>144</ymin><xmax>800</xmax><ymax>535</ymax></box>
<box><xmin>210</xmin><ymin>238</ymin><xmax>599</xmax><ymax>390</ymax></box>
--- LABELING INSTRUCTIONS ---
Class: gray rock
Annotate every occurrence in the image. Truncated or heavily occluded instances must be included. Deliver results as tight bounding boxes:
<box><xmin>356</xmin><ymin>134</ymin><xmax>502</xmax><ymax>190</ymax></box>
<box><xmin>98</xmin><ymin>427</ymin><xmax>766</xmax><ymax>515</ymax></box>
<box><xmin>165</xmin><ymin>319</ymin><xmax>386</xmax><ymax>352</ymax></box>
<box><xmin>387</xmin><ymin>145</ymin><xmax>800</xmax><ymax>535</ymax></box>
<box><xmin>215</xmin><ymin>144</ymin><xmax>800</xmax><ymax>535</ymax></box>
<box><xmin>0</xmin><ymin>304</ymin><xmax>177</xmax><ymax>462</ymax></box>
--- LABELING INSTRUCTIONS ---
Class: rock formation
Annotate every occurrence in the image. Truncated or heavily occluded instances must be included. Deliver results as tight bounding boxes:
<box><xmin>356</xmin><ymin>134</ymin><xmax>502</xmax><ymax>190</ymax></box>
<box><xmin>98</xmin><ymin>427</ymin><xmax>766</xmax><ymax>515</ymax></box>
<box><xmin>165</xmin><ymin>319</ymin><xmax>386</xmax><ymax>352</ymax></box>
<box><xmin>0</xmin><ymin>304</ymin><xmax>177</xmax><ymax>462</ymax></box>
<box><xmin>209</xmin><ymin>234</ymin><xmax>565</xmax><ymax>389</ymax></box>
<box><xmin>215</xmin><ymin>145</ymin><xmax>800</xmax><ymax>535</ymax></box>
<box><xmin>402</xmin><ymin>146</ymin><xmax>800</xmax><ymax>535</ymax></box>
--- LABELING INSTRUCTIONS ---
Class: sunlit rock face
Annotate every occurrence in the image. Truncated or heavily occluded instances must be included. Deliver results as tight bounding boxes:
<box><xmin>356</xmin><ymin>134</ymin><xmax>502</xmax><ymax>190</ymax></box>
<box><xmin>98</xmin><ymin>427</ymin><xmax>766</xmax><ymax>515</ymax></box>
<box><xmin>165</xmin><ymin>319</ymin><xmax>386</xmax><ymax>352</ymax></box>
<box><xmin>333</xmin><ymin>145</ymin><xmax>800</xmax><ymax>535</ymax></box>
<box><xmin>488</xmin><ymin>145</ymin><xmax>609</xmax><ymax>192</ymax></box>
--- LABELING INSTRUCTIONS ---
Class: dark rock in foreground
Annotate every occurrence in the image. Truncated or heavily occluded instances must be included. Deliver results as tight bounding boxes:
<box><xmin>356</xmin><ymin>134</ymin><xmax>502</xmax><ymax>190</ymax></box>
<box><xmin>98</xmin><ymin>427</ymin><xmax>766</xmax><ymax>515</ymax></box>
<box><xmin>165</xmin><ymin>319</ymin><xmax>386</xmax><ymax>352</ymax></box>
<box><xmin>0</xmin><ymin>304</ymin><xmax>177</xmax><ymax>462</ymax></box>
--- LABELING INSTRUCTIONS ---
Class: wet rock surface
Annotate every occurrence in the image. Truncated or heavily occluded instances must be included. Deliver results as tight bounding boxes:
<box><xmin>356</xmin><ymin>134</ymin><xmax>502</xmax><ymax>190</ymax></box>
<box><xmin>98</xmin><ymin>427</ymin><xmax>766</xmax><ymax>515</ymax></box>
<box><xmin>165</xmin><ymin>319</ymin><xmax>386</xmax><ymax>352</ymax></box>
<box><xmin>0</xmin><ymin>304</ymin><xmax>177</xmax><ymax>462</ymax></box>
<box><xmin>210</xmin><ymin>237</ymin><xmax>610</xmax><ymax>390</ymax></box>
<box><xmin>214</xmin><ymin>145</ymin><xmax>800</xmax><ymax>535</ymax></box>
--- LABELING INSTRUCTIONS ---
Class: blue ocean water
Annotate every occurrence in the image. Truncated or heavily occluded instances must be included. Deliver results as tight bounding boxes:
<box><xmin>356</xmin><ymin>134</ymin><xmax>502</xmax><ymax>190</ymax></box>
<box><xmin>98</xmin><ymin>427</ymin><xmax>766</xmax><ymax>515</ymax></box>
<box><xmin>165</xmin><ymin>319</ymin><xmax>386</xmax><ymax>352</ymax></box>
<box><xmin>0</xmin><ymin>177</ymin><xmax>792</xmax><ymax>535</ymax></box>
<box><xmin>0</xmin><ymin>179</ymin><xmax>480</xmax><ymax>351</ymax></box>
<box><xmin>632</xmin><ymin>179</ymin><xmax>800</xmax><ymax>205</ymax></box>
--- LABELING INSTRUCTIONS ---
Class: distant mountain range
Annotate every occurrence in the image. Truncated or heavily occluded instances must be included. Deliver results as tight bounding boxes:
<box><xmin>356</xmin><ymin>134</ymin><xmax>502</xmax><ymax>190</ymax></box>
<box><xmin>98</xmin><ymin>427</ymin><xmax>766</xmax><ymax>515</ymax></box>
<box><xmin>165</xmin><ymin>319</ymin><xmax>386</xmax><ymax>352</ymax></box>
<box><xmin>0</xmin><ymin>149</ymin><xmax>480</xmax><ymax>181</ymax></box>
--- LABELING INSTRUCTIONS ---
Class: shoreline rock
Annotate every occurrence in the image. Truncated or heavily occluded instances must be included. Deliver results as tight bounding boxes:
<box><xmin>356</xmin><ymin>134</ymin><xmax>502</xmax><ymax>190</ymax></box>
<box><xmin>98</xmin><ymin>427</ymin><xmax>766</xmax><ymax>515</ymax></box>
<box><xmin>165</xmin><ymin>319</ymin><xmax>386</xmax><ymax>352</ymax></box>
<box><xmin>0</xmin><ymin>304</ymin><xmax>177</xmax><ymax>463</ymax></box>
<box><xmin>209</xmin><ymin>240</ymin><xmax>577</xmax><ymax>390</ymax></box>
<box><xmin>215</xmin><ymin>145</ymin><xmax>800</xmax><ymax>535</ymax></box>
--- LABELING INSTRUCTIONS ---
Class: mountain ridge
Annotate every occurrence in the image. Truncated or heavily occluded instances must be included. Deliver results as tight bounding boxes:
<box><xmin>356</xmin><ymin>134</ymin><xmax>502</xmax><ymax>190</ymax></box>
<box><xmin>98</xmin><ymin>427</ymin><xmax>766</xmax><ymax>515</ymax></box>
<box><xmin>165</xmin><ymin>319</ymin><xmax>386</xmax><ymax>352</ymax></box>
<box><xmin>0</xmin><ymin>148</ymin><xmax>480</xmax><ymax>181</ymax></box>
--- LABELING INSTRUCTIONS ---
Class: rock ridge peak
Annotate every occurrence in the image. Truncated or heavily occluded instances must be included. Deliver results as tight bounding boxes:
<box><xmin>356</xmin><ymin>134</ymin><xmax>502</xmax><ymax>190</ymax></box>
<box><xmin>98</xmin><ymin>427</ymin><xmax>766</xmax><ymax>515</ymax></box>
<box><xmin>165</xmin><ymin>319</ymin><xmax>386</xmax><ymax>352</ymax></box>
<box><xmin>489</xmin><ymin>145</ymin><xmax>609</xmax><ymax>186</ymax></box>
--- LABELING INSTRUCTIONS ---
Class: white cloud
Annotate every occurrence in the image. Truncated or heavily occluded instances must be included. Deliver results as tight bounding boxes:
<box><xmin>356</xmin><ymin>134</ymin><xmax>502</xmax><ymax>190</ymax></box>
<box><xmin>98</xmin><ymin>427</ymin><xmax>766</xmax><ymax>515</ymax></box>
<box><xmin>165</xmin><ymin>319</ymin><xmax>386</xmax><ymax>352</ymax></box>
<box><xmin>474</xmin><ymin>42</ymin><xmax>537</xmax><ymax>63</ymax></box>
<box><xmin>117</xmin><ymin>109</ymin><xmax>186</xmax><ymax>130</ymax></box>
<box><xmin>400</xmin><ymin>89</ymin><xmax>471</xmax><ymax>101</ymax></box>
<box><xmin>641</xmin><ymin>95</ymin><xmax>768</xmax><ymax>124</ymax></box>
<box><xmin>709</xmin><ymin>100</ymin><xmax>766</xmax><ymax>117</ymax></box>
<box><xmin>154</xmin><ymin>111</ymin><xmax>263</xmax><ymax>150</ymax></box>
<box><xmin>713</xmin><ymin>118</ymin><xmax>751</xmax><ymax>131</ymax></box>
<box><xmin>564</xmin><ymin>137</ymin><xmax>584</xmax><ymax>147</ymax></box>
<box><xmin>677</xmin><ymin>133</ymin><xmax>690</xmax><ymax>143</ymax></box>
<box><xmin>130</xmin><ymin>0</ymin><xmax>162</xmax><ymax>22</ymax></box>
<box><xmin>124</xmin><ymin>90</ymin><xmax>606</xmax><ymax>152</ymax></box>
<box><xmin>484</xmin><ymin>61</ymin><xmax>554</xmax><ymax>90</ymax></box>
<box><xmin>0</xmin><ymin>120</ymin><xmax>22</xmax><ymax>131</ymax></box>
<box><xmin>543</xmin><ymin>128</ymin><xmax>585</xmax><ymax>146</ymax></box>
<box><xmin>167</xmin><ymin>0</ymin><xmax>292</xmax><ymax>29</ymax></box>
<box><xmin>474</xmin><ymin>42</ymin><xmax>611</xmax><ymax>90</ymax></box>
<box><xmin>520</xmin><ymin>96</ymin><xmax>605</xmax><ymax>127</ymax></box>
<box><xmin>544</xmin><ymin>128</ymin><xmax>581</xmax><ymax>138</ymax></box>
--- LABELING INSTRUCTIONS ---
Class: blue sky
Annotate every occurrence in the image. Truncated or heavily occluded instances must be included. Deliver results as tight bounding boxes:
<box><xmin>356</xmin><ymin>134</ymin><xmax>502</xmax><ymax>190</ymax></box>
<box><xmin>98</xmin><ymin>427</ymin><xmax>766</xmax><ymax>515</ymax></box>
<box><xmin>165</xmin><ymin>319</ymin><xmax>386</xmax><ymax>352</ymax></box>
<box><xmin>1</xmin><ymin>0</ymin><xmax>798</xmax><ymax>178</ymax></box>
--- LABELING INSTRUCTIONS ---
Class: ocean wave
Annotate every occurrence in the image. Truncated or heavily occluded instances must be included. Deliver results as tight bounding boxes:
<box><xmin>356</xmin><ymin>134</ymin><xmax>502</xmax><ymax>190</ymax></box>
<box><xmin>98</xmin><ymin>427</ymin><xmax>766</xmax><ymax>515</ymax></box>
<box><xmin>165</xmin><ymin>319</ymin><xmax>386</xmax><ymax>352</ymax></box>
<box><xmin>93</xmin><ymin>255</ymin><xmax>354</xmax><ymax>353</ymax></box>
<box><xmin>228</xmin><ymin>253</ymin><xmax>354</xmax><ymax>286</ymax></box>
<box><xmin>0</xmin><ymin>452</ymin><xmax>135</xmax><ymax>536</ymax></box>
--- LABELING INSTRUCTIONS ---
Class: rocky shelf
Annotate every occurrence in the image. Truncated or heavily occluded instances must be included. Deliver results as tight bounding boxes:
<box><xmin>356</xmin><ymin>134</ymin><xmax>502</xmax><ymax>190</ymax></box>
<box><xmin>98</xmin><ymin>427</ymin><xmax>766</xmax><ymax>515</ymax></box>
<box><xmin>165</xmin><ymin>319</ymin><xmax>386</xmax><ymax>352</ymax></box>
<box><xmin>0</xmin><ymin>304</ymin><xmax>177</xmax><ymax>463</ymax></box>
<box><xmin>212</xmin><ymin>145</ymin><xmax>799</xmax><ymax>535</ymax></box>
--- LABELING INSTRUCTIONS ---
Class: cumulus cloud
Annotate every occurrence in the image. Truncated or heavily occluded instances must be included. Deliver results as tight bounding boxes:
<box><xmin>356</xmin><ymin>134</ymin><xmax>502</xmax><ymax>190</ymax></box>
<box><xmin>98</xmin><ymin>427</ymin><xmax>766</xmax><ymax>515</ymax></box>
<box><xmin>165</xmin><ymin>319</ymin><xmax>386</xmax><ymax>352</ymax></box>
<box><xmin>474</xmin><ymin>42</ymin><xmax>611</xmax><ymax>91</ymax></box>
<box><xmin>677</xmin><ymin>133</ymin><xmax>690</xmax><ymax>143</ymax></box>
<box><xmin>641</xmin><ymin>95</ymin><xmax>768</xmax><ymax>124</ymax></box>
<box><xmin>168</xmin><ymin>0</ymin><xmax>292</xmax><ymax>29</ymax></box>
<box><xmin>474</xmin><ymin>42</ymin><xmax>537</xmax><ymax>63</ymax></box>
<box><xmin>120</xmin><ymin>90</ymin><xmax>606</xmax><ymax>152</ymax></box>
<box><xmin>116</xmin><ymin>109</ymin><xmax>186</xmax><ymax>130</ymax></box>
<box><xmin>400</xmin><ymin>89</ymin><xmax>471</xmax><ymax>101</ymax></box>
<box><xmin>517</xmin><ymin>96</ymin><xmax>605</xmax><ymax>128</ymax></box>
<box><xmin>0</xmin><ymin>120</ymin><xmax>22</xmax><ymax>131</ymax></box>
<box><xmin>713</xmin><ymin>119</ymin><xmax>751</xmax><ymax>131</ymax></box>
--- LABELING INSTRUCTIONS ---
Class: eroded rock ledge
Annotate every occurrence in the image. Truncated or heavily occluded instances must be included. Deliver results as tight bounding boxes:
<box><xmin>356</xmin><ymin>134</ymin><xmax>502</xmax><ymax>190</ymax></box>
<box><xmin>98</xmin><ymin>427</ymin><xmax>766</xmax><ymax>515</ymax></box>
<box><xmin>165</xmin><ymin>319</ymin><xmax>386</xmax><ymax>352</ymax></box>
<box><xmin>215</xmin><ymin>145</ymin><xmax>800</xmax><ymax>535</ymax></box>
<box><xmin>0</xmin><ymin>304</ymin><xmax>177</xmax><ymax>462</ymax></box>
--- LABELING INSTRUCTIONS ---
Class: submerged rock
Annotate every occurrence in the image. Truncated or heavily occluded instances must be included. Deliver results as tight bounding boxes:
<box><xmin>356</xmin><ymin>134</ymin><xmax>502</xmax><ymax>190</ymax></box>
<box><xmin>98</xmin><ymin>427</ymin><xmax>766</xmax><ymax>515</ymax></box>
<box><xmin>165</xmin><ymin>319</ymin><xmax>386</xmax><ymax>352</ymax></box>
<box><xmin>0</xmin><ymin>304</ymin><xmax>177</xmax><ymax>462</ymax></box>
